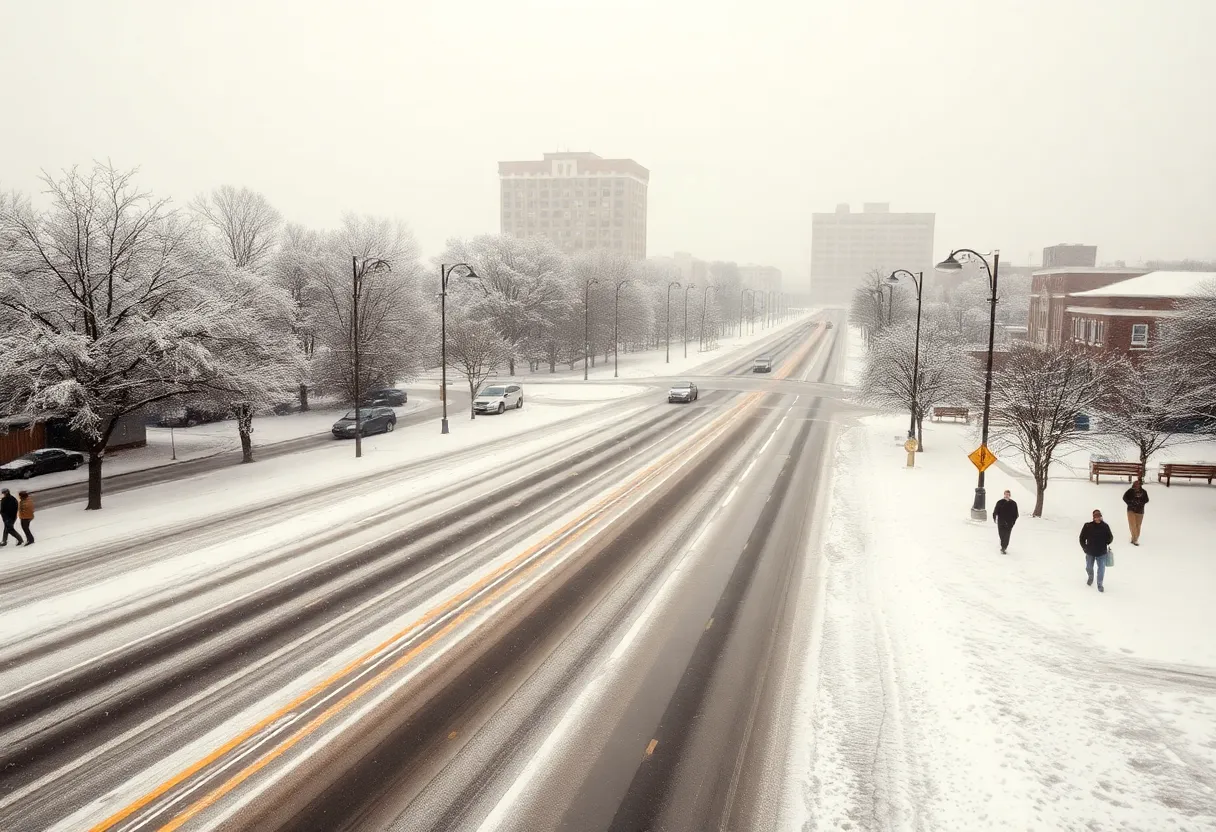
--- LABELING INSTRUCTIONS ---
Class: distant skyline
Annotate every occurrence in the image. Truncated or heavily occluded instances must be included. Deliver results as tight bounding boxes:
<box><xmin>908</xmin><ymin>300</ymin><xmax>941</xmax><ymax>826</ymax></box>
<box><xmin>2</xmin><ymin>0</ymin><xmax>1213</xmax><ymax>289</ymax></box>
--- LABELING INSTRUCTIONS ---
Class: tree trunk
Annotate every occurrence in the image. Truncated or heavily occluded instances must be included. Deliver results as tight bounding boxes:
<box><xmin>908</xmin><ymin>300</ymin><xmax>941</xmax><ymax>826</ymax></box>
<box><xmin>298</xmin><ymin>383</ymin><xmax>310</xmax><ymax>412</ymax></box>
<box><xmin>468</xmin><ymin>380</ymin><xmax>477</xmax><ymax>419</ymax></box>
<box><xmin>508</xmin><ymin>357</ymin><xmax>516</xmax><ymax>376</ymax></box>
<box><xmin>236</xmin><ymin>404</ymin><xmax>255</xmax><ymax>464</ymax></box>
<box><xmin>1033</xmin><ymin>480</ymin><xmax>1046</xmax><ymax>517</ymax></box>
<box><xmin>916</xmin><ymin>416</ymin><xmax>925</xmax><ymax>451</ymax></box>
<box><xmin>86</xmin><ymin>449</ymin><xmax>104</xmax><ymax>511</ymax></box>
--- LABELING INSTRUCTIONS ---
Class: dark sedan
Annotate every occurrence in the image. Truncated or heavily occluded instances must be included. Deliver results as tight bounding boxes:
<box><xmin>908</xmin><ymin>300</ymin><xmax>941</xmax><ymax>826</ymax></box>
<box><xmin>331</xmin><ymin>407</ymin><xmax>397</xmax><ymax>439</ymax></box>
<box><xmin>363</xmin><ymin>388</ymin><xmax>407</xmax><ymax>407</ymax></box>
<box><xmin>0</xmin><ymin>448</ymin><xmax>86</xmax><ymax>480</ymax></box>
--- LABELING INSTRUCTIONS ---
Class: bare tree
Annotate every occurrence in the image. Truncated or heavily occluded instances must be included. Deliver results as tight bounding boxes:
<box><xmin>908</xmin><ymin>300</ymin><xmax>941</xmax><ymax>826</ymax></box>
<box><xmin>987</xmin><ymin>344</ymin><xmax>1117</xmax><ymax>517</ymax></box>
<box><xmin>272</xmin><ymin>223</ymin><xmax>326</xmax><ymax>410</ymax></box>
<box><xmin>1098</xmin><ymin>356</ymin><xmax>1214</xmax><ymax>468</ymax></box>
<box><xmin>190</xmin><ymin>185</ymin><xmax>282</xmax><ymax>271</ymax></box>
<box><xmin>445</xmin><ymin>311</ymin><xmax>511</xmax><ymax>419</ymax></box>
<box><xmin>848</xmin><ymin>267</ymin><xmax>911</xmax><ymax>339</ymax></box>
<box><xmin>858</xmin><ymin>321</ymin><xmax>975</xmax><ymax>450</ymax></box>
<box><xmin>1156</xmin><ymin>282</ymin><xmax>1216</xmax><ymax>406</ymax></box>
<box><xmin>0</xmin><ymin>164</ymin><xmax>298</xmax><ymax>508</ymax></box>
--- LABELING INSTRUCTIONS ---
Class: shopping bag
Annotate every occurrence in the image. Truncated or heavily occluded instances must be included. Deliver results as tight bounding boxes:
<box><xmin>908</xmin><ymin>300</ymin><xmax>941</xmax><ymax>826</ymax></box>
<box><xmin>1105</xmin><ymin>547</ymin><xmax>1115</xmax><ymax>568</ymax></box>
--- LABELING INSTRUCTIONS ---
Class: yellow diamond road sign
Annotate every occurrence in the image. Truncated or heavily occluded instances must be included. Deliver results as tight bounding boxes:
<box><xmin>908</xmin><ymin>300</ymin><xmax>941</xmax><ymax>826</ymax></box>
<box><xmin>968</xmin><ymin>444</ymin><xmax>997</xmax><ymax>473</ymax></box>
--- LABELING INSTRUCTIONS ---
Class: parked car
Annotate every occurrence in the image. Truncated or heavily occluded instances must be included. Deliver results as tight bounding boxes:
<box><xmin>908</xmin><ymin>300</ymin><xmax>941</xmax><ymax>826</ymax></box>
<box><xmin>331</xmin><ymin>407</ymin><xmax>397</xmax><ymax>439</ymax></box>
<box><xmin>752</xmin><ymin>356</ymin><xmax>773</xmax><ymax>373</ymax></box>
<box><xmin>474</xmin><ymin>383</ymin><xmax>523</xmax><ymax>415</ymax></box>
<box><xmin>362</xmin><ymin>388</ymin><xmax>407</xmax><ymax>407</ymax></box>
<box><xmin>668</xmin><ymin>382</ymin><xmax>699</xmax><ymax>403</ymax></box>
<box><xmin>157</xmin><ymin>407</ymin><xmax>228</xmax><ymax>428</ymax></box>
<box><xmin>0</xmin><ymin>448</ymin><xmax>86</xmax><ymax>480</ymax></box>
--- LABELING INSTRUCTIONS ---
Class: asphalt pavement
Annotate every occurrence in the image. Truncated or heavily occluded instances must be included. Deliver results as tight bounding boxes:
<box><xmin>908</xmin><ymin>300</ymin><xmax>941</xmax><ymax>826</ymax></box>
<box><xmin>0</xmin><ymin>315</ymin><xmax>843</xmax><ymax>831</ymax></box>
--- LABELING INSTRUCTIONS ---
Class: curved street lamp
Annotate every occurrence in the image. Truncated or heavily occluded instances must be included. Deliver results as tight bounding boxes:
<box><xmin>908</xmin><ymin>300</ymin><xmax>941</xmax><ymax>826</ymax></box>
<box><xmin>439</xmin><ymin>262</ymin><xmax>479</xmax><ymax>435</ymax></box>
<box><xmin>352</xmin><ymin>256</ymin><xmax>392</xmax><ymax>457</ymax></box>
<box><xmin>666</xmin><ymin>280</ymin><xmax>681</xmax><ymax>363</ymax></box>
<box><xmin>936</xmin><ymin>248</ymin><xmax>1001</xmax><ymax>520</ymax></box>
<box><xmin>889</xmin><ymin>269</ymin><xmax>924</xmax><ymax>442</ymax></box>
<box><xmin>584</xmin><ymin>278</ymin><xmax>600</xmax><ymax>380</ymax></box>
<box><xmin>613</xmin><ymin>279</ymin><xmax>630</xmax><ymax>378</ymax></box>
<box><xmin>699</xmin><ymin>284</ymin><xmax>717</xmax><ymax>352</ymax></box>
<box><xmin>682</xmin><ymin>282</ymin><xmax>696</xmax><ymax>359</ymax></box>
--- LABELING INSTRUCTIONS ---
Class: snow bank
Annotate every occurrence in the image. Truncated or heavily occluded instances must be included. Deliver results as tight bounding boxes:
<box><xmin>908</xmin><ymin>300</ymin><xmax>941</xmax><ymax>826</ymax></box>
<box><xmin>522</xmin><ymin>384</ymin><xmax>646</xmax><ymax>402</ymax></box>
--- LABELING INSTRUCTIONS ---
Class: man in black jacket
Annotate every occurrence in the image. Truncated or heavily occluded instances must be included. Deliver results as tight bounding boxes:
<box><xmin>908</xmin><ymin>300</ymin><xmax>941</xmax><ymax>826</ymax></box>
<box><xmin>992</xmin><ymin>489</ymin><xmax>1019</xmax><ymax>553</ymax></box>
<box><xmin>1079</xmin><ymin>509</ymin><xmax>1114</xmax><ymax>592</ymax></box>
<box><xmin>1122</xmin><ymin>479</ymin><xmax>1149</xmax><ymax>546</ymax></box>
<box><xmin>0</xmin><ymin>488</ymin><xmax>22</xmax><ymax>547</ymax></box>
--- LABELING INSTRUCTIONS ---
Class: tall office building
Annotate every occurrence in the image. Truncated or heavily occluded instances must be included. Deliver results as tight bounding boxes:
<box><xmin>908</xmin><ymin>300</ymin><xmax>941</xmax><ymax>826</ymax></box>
<box><xmin>1042</xmin><ymin>243</ymin><xmax>1098</xmax><ymax>269</ymax></box>
<box><xmin>810</xmin><ymin>203</ymin><xmax>935</xmax><ymax>307</ymax></box>
<box><xmin>498</xmin><ymin>152</ymin><xmax>649</xmax><ymax>259</ymax></box>
<box><xmin>739</xmin><ymin>264</ymin><xmax>783</xmax><ymax>292</ymax></box>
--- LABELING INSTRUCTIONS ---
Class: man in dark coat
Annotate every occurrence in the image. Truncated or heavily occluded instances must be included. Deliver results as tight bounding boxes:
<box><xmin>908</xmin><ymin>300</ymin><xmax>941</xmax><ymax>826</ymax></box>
<box><xmin>1122</xmin><ymin>479</ymin><xmax>1149</xmax><ymax>546</ymax></box>
<box><xmin>992</xmin><ymin>489</ymin><xmax>1019</xmax><ymax>554</ymax></box>
<box><xmin>0</xmin><ymin>488</ymin><xmax>23</xmax><ymax>546</ymax></box>
<box><xmin>1079</xmin><ymin>508</ymin><xmax>1114</xmax><ymax>592</ymax></box>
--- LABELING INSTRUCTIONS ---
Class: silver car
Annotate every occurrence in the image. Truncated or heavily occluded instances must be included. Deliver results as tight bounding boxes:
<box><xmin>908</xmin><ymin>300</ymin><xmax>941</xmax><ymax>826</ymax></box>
<box><xmin>473</xmin><ymin>383</ymin><xmax>523</xmax><ymax>414</ymax></box>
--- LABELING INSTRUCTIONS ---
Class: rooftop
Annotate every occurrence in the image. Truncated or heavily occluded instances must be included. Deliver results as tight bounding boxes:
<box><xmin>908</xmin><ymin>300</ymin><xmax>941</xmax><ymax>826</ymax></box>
<box><xmin>1069</xmin><ymin>271</ymin><xmax>1216</xmax><ymax>299</ymax></box>
<box><xmin>1032</xmin><ymin>267</ymin><xmax>1147</xmax><ymax>277</ymax></box>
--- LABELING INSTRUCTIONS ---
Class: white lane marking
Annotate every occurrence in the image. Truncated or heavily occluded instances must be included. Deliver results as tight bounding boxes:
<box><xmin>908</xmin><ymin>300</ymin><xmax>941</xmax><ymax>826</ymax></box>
<box><xmin>722</xmin><ymin>485</ymin><xmax>740</xmax><ymax>507</ymax></box>
<box><xmin>741</xmin><ymin>459</ymin><xmax>757</xmax><ymax>480</ymax></box>
<box><xmin>793</xmin><ymin>395</ymin><xmax>800</xmax><ymax>405</ymax></box>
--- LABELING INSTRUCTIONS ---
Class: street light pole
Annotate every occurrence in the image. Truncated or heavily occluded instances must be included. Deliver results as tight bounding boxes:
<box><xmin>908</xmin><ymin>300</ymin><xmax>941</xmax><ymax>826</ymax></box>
<box><xmin>749</xmin><ymin>290</ymin><xmax>756</xmax><ymax>335</ymax></box>
<box><xmin>739</xmin><ymin>287</ymin><xmax>748</xmax><ymax>338</ymax></box>
<box><xmin>440</xmin><ymin>262</ymin><xmax>479</xmax><ymax>435</ymax></box>
<box><xmin>699</xmin><ymin>284</ymin><xmax>716</xmax><ymax>351</ymax></box>
<box><xmin>936</xmin><ymin>249</ymin><xmax>1001</xmax><ymax>520</ymax></box>
<box><xmin>614</xmin><ymin>279</ymin><xmax>628</xmax><ymax>378</ymax></box>
<box><xmin>584</xmin><ymin>278</ymin><xmax>599</xmax><ymax>380</ymax></box>
<box><xmin>666</xmin><ymin>281</ymin><xmax>681</xmax><ymax>363</ymax></box>
<box><xmin>890</xmin><ymin>269</ymin><xmax>925</xmax><ymax>442</ymax></box>
<box><xmin>682</xmin><ymin>282</ymin><xmax>695</xmax><ymax>359</ymax></box>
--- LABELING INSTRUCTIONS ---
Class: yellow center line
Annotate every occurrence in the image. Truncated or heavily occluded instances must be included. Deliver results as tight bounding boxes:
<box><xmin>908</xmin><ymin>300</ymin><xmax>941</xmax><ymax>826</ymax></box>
<box><xmin>89</xmin><ymin>324</ymin><xmax>825</xmax><ymax>832</ymax></box>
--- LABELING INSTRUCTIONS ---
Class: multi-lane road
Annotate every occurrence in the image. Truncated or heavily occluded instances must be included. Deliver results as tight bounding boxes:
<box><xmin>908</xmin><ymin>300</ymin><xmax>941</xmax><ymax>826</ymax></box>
<box><xmin>0</xmin><ymin>317</ymin><xmax>844</xmax><ymax>831</ymax></box>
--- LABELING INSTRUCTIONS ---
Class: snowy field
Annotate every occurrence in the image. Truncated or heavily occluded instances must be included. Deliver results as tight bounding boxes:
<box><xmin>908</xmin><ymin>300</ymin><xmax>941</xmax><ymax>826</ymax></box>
<box><xmin>784</xmin><ymin>330</ymin><xmax>1216</xmax><ymax>830</ymax></box>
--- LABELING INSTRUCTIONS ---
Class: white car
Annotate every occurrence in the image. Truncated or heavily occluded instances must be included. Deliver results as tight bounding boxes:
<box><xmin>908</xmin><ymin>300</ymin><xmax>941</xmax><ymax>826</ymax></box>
<box><xmin>473</xmin><ymin>383</ymin><xmax>523</xmax><ymax>415</ymax></box>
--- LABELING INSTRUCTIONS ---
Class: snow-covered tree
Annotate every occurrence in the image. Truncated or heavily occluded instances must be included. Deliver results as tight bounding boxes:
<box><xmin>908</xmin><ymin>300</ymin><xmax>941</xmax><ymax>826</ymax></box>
<box><xmin>858</xmin><ymin>321</ymin><xmax>974</xmax><ymax>450</ymax></box>
<box><xmin>271</xmin><ymin>223</ymin><xmax>326</xmax><ymax>410</ymax></box>
<box><xmin>190</xmin><ymin>185</ymin><xmax>282</xmax><ymax>271</ymax></box>
<box><xmin>849</xmin><ymin>268</ymin><xmax>912</xmax><ymax>339</ymax></box>
<box><xmin>310</xmin><ymin>215</ymin><xmax>431</xmax><ymax>404</ymax></box>
<box><xmin>1156</xmin><ymin>282</ymin><xmax>1216</xmax><ymax>405</ymax></box>
<box><xmin>445</xmin><ymin>310</ymin><xmax>511</xmax><ymax>419</ymax></box>
<box><xmin>1097</xmin><ymin>356</ymin><xmax>1214</xmax><ymax>468</ymax></box>
<box><xmin>0</xmin><ymin>163</ymin><xmax>301</xmax><ymax>508</ymax></box>
<box><xmin>438</xmin><ymin>235</ymin><xmax>571</xmax><ymax>375</ymax></box>
<box><xmin>987</xmin><ymin>344</ymin><xmax>1117</xmax><ymax>517</ymax></box>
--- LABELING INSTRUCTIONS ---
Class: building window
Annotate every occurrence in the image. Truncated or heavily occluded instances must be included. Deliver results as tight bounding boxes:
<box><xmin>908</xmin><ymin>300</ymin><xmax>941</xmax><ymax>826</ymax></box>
<box><xmin>1131</xmin><ymin>323</ymin><xmax>1149</xmax><ymax>348</ymax></box>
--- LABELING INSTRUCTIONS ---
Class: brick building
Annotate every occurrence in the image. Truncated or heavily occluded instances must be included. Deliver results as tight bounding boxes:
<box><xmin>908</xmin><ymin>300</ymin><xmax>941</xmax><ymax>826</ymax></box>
<box><xmin>498</xmin><ymin>152</ymin><xmax>649</xmax><ymax>260</ymax></box>
<box><xmin>1027</xmin><ymin>267</ymin><xmax>1148</xmax><ymax>347</ymax></box>
<box><xmin>1063</xmin><ymin>271</ymin><xmax>1216</xmax><ymax>360</ymax></box>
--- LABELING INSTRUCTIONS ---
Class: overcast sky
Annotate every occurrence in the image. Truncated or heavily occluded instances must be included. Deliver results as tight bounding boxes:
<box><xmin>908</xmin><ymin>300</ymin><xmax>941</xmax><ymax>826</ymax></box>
<box><xmin>2</xmin><ymin>0</ymin><xmax>1212</xmax><ymax>286</ymax></box>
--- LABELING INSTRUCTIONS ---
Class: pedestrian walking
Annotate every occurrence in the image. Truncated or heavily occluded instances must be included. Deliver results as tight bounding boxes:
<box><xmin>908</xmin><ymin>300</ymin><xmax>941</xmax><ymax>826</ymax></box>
<box><xmin>0</xmin><ymin>488</ymin><xmax>23</xmax><ymax>546</ymax></box>
<box><xmin>16</xmin><ymin>491</ymin><xmax>34</xmax><ymax>546</ymax></box>
<box><xmin>992</xmin><ymin>489</ymin><xmax>1019</xmax><ymax>554</ymax></box>
<box><xmin>1079</xmin><ymin>508</ymin><xmax>1114</xmax><ymax>593</ymax></box>
<box><xmin>1122</xmin><ymin>479</ymin><xmax>1149</xmax><ymax>546</ymax></box>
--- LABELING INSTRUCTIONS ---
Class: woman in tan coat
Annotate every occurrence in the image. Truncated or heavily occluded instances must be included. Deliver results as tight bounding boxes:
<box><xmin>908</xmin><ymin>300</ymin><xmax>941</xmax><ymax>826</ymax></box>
<box><xmin>17</xmin><ymin>491</ymin><xmax>33</xmax><ymax>546</ymax></box>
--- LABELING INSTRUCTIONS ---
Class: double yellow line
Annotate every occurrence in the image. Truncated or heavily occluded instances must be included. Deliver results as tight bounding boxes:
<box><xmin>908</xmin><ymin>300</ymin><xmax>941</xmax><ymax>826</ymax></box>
<box><xmin>90</xmin><ymin>324</ymin><xmax>825</xmax><ymax>832</ymax></box>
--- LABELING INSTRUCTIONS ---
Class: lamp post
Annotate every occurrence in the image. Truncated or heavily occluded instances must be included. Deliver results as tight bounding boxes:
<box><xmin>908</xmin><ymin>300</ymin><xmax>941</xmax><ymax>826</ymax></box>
<box><xmin>440</xmin><ymin>262</ymin><xmax>478</xmax><ymax>435</ymax></box>
<box><xmin>699</xmin><ymin>284</ymin><xmax>716</xmax><ymax>351</ymax></box>
<box><xmin>352</xmin><ymin>255</ymin><xmax>392</xmax><ymax>457</ymax></box>
<box><xmin>936</xmin><ymin>248</ymin><xmax>1001</xmax><ymax>520</ymax></box>
<box><xmin>666</xmin><ymin>280</ymin><xmax>681</xmax><ymax>363</ymax></box>
<box><xmin>682</xmin><ymin>282</ymin><xmax>695</xmax><ymax>359</ymax></box>
<box><xmin>613</xmin><ymin>279</ymin><xmax>629</xmax><ymax>378</ymax></box>
<box><xmin>889</xmin><ymin>269</ymin><xmax>925</xmax><ymax>442</ymax></box>
<box><xmin>739</xmin><ymin>287</ymin><xmax>753</xmax><ymax>338</ymax></box>
<box><xmin>584</xmin><ymin>278</ymin><xmax>599</xmax><ymax>380</ymax></box>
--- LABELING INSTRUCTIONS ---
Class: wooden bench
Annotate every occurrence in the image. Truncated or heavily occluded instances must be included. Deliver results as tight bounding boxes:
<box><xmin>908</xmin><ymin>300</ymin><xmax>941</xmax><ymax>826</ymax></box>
<box><xmin>932</xmin><ymin>406</ymin><xmax>970</xmax><ymax>423</ymax></box>
<box><xmin>1089</xmin><ymin>461</ymin><xmax>1145</xmax><ymax>484</ymax></box>
<box><xmin>1158</xmin><ymin>463</ymin><xmax>1216</xmax><ymax>487</ymax></box>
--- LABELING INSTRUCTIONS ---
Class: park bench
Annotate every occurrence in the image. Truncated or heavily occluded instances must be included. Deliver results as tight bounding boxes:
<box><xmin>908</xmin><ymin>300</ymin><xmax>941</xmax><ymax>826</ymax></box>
<box><xmin>932</xmin><ymin>406</ymin><xmax>969</xmax><ymax>423</ymax></box>
<box><xmin>1157</xmin><ymin>463</ymin><xmax>1216</xmax><ymax>487</ymax></box>
<box><xmin>1089</xmin><ymin>461</ymin><xmax>1145</xmax><ymax>484</ymax></box>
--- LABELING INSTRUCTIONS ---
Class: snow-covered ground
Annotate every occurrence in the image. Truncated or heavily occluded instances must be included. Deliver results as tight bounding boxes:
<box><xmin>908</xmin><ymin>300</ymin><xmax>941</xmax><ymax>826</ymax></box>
<box><xmin>784</xmin><ymin>329</ymin><xmax>1216</xmax><ymax>830</ymax></box>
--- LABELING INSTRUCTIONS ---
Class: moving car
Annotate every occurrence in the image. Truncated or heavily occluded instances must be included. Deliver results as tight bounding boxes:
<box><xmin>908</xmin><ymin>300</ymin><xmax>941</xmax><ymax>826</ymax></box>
<box><xmin>362</xmin><ymin>388</ymin><xmax>407</xmax><ymax>407</ymax></box>
<box><xmin>331</xmin><ymin>406</ymin><xmax>397</xmax><ymax>438</ymax></box>
<box><xmin>668</xmin><ymin>382</ymin><xmax>699</xmax><ymax>403</ymax></box>
<box><xmin>0</xmin><ymin>448</ymin><xmax>86</xmax><ymax>480</ymax></box>
<box><xmin>752</xmin><ymin>356</ymin><xmax>773</xmax><ymax>373</ymax></box>
<box><xmin>474</xmin><ymin>383</ymin><xmax>523</xmax><ymax>415</ymax></box>
<box><xmin>825</xmin><ymin>321</ymin><xmax>834</xmax><ymax>329</ymax></box>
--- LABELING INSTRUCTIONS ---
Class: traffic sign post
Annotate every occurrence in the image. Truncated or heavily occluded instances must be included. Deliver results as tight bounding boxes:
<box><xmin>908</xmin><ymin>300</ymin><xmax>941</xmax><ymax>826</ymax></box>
<box><xmin>904</xmin><ymin>437</ymin><xmax>918</xmax><ymax>468</ymax></box>
<box><xmin>968</xmin><ymin>444</ymin><xmax>997</xmax><ymax>473</ymax></box>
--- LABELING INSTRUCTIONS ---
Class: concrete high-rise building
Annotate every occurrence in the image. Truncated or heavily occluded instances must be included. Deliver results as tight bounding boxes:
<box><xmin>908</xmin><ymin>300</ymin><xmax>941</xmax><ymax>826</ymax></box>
<box><xmin>810</xmin><ymin>203</ymin><xmax>935</xmax><ymax>307</ymax></box>
<box><xmin>1042</xmin><ymin>243</ymin><xmax>1098</xmax><ymax>269</ymax></box>
<box><xmin>498</xmin><ymin>152</ymin><xmax>649</xmax><ymax>259</ymax></box>
<box><xmin>739</xmin><ymin>264</ymin><xmax>783</xmax><ymax>292</ymax></box>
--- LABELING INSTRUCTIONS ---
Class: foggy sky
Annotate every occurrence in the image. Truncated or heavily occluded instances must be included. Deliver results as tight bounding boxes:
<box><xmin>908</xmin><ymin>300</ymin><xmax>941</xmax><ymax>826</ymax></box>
<box><xmin>2</xmin><ymin>0</ymin><xmax>1213</xmax><ymax>286</ymax></box>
